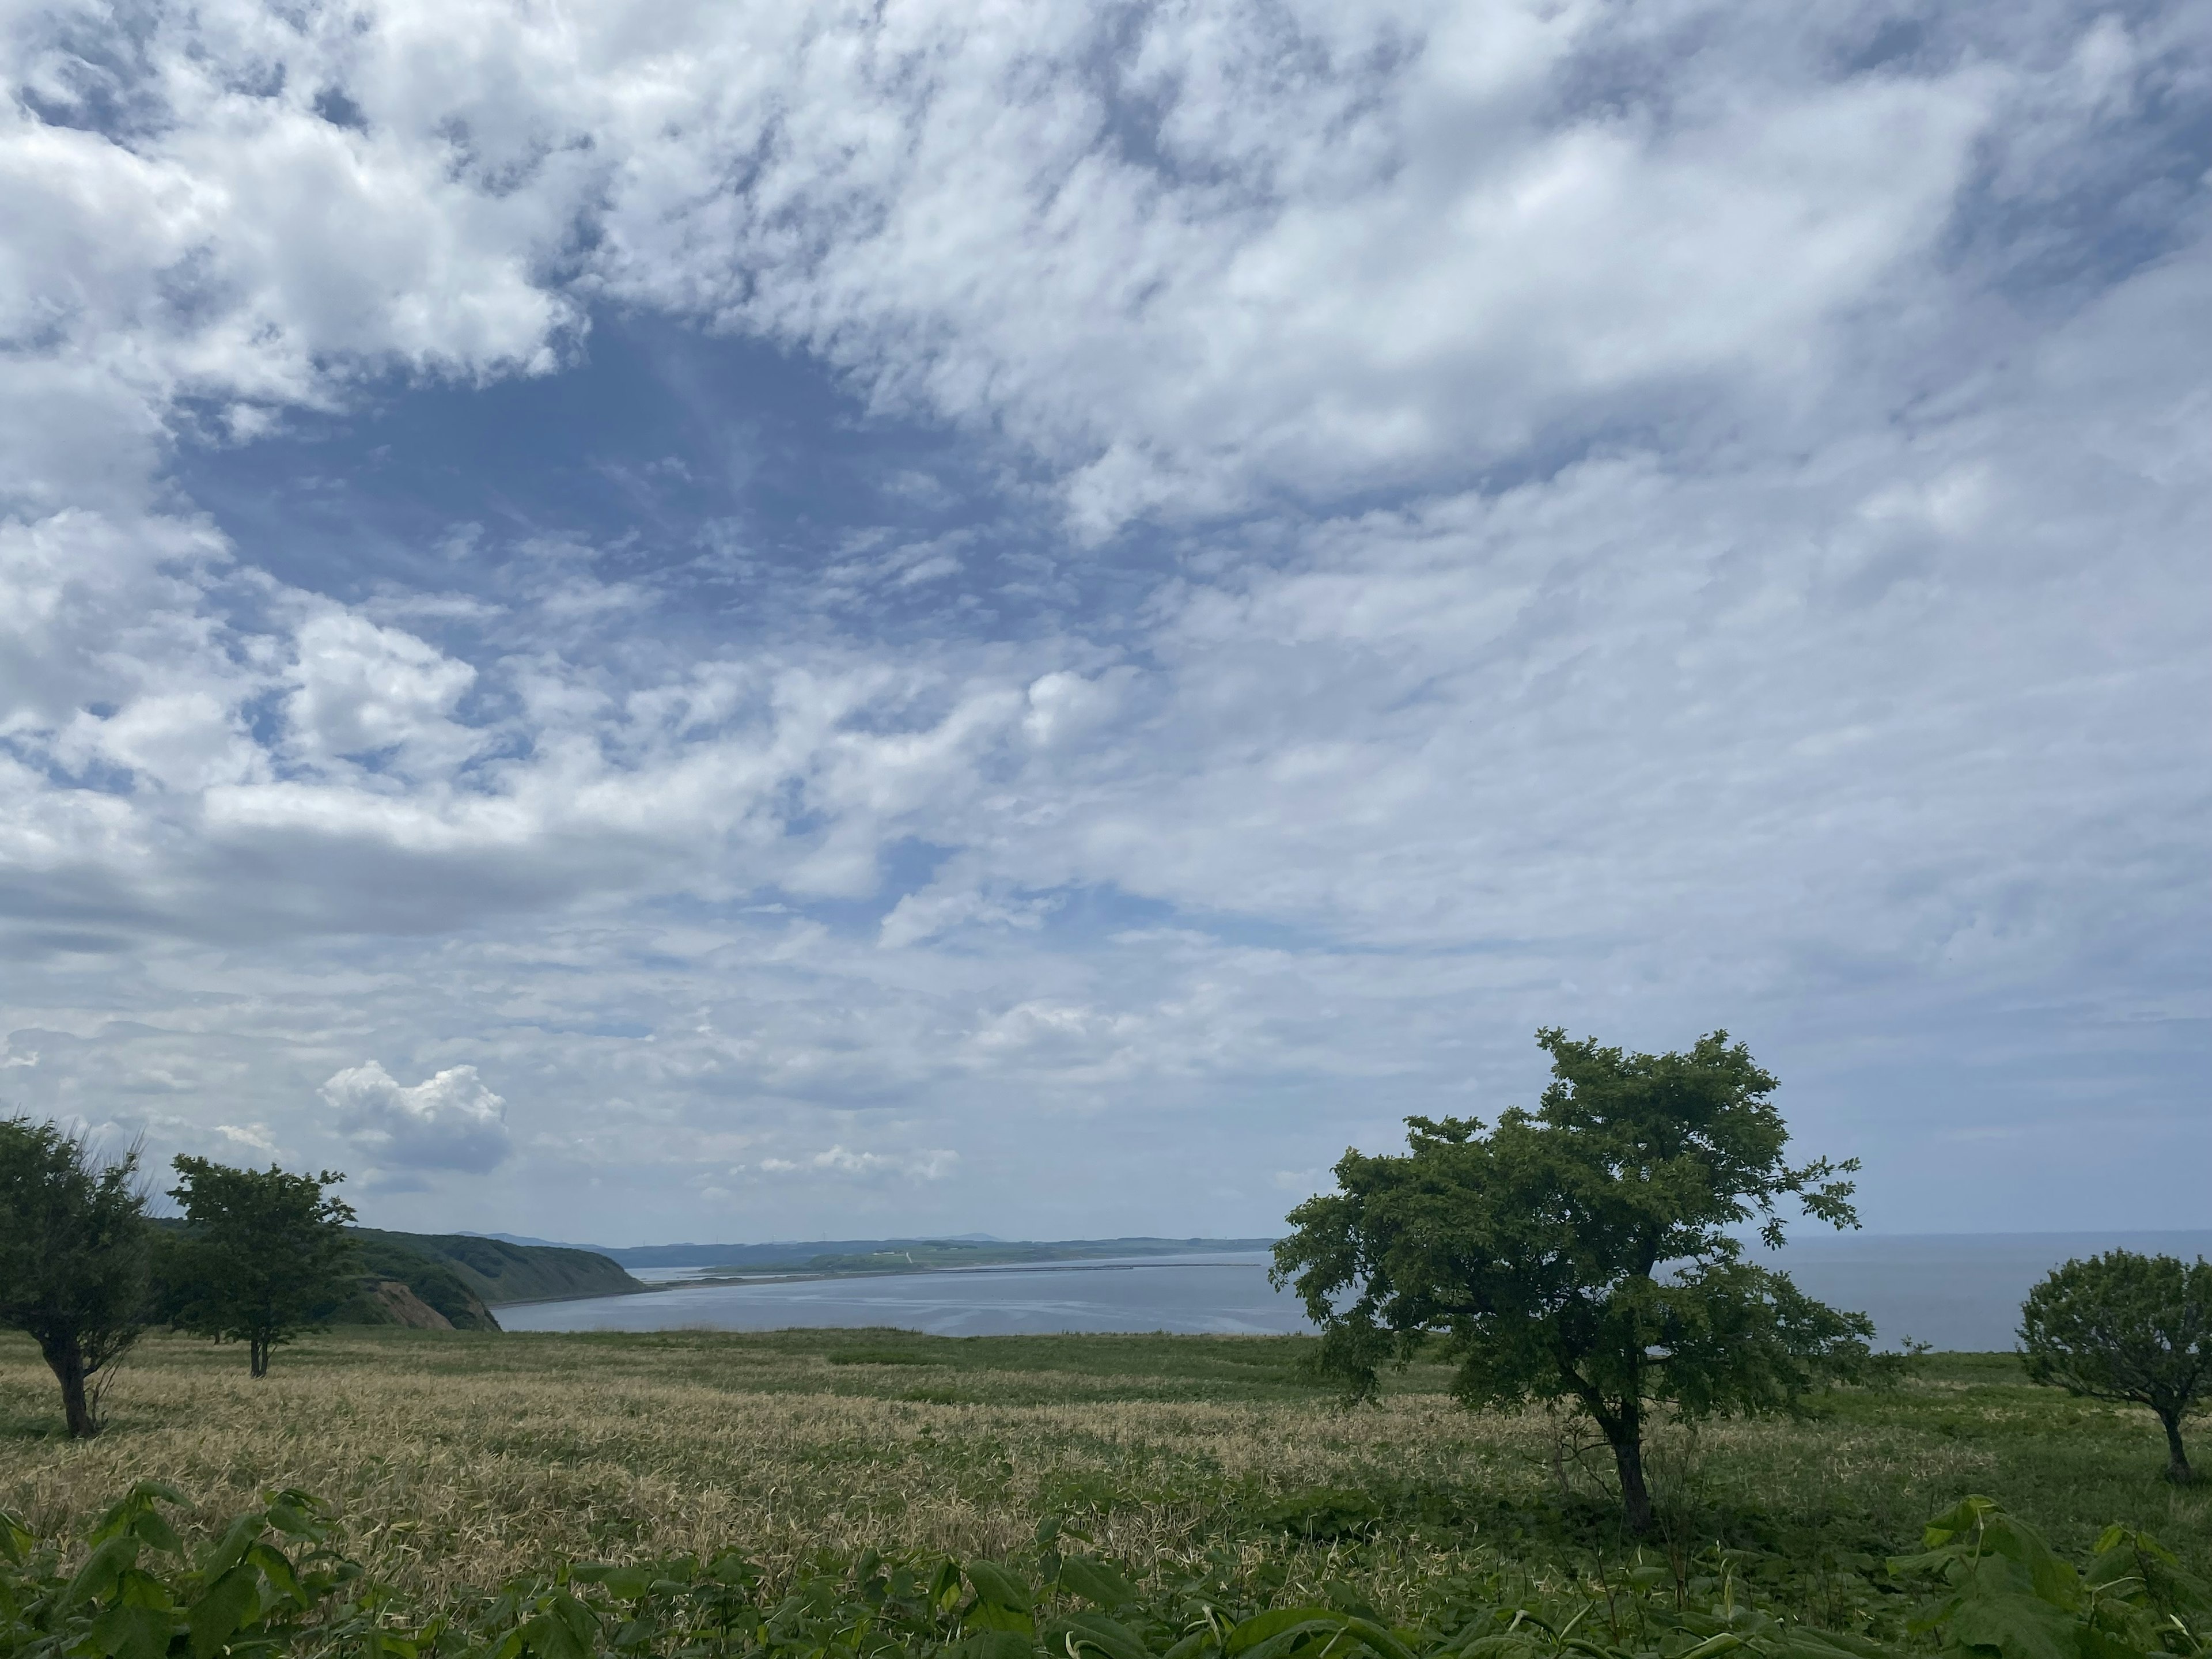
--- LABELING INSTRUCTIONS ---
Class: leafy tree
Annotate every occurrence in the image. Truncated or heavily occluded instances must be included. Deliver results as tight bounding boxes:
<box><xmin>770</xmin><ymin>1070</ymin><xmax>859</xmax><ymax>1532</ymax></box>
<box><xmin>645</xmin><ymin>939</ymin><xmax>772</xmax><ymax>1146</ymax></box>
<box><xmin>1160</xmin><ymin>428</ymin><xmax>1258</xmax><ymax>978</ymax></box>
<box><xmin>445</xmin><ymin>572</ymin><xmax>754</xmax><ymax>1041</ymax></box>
<box><xmin>1272</xmin><ymin>1028</ymin><xmax>1874</xmax><ymax>1534</ymax></box>
<box><xmin>160</xmin><ymin>1158</ymin><xmax>359</xmax><ymax>1376</ymax></box>
<box><xmin>0</xmin><ymin>1115</ymin><xmax>151</xmax><ymax>1437</ymax></box>
<box><xmin>2018</xmin><ymin>1249</ymin><xmax>2212</xmax><ymax>1483</ymax></box>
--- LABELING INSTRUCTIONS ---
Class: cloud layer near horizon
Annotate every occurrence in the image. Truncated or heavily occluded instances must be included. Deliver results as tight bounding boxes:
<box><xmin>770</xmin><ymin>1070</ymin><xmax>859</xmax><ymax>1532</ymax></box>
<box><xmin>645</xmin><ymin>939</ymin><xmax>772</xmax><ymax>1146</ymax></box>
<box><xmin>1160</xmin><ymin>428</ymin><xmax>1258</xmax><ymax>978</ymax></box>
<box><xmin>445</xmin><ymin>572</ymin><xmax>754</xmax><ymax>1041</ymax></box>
<box><xmin>1</xmin><ymin>0</ymin><xmax>2204</xmax><ymax>1239</ymax></box>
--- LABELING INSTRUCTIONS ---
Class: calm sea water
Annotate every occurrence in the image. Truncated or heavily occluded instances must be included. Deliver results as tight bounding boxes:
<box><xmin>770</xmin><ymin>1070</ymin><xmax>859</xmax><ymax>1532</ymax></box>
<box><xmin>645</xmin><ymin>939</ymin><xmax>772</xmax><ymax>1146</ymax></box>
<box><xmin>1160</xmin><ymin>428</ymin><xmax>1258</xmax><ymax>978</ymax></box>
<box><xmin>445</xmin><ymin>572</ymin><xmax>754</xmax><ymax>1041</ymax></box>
<box><xmin>500</xmin><ymin>1253</ymin><xmax>1298</xmax><ymax>1336</ymax></box>
<box><xmin>497</xmin><ymin>1232</ymin><xmax>2212</xmax><ymax>1349</ymax></box>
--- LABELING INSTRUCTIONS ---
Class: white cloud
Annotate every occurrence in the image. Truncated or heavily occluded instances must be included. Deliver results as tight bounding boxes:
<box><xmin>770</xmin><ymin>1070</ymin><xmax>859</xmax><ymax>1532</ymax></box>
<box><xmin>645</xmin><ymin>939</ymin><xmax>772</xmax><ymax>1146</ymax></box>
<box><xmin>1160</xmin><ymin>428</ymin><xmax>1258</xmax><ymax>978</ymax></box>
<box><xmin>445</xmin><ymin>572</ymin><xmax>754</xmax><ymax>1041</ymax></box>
<box><xmin>759</xmin><ymin>1145</ymin><xmax>957</xmax><ymax>1183</ymax></box>
<box><xmin>0</xmin><ymin>0</ymin><xmax>2200</xmax><ymax>1240</ymax></box>
<box><xmin>320</xmin><ymin>1061</ymin><xmax>512</xmax><ymax>1173</ymax></box>
<box><xmin>284</xmin><ymin>611</ymin><xmax>480</xmax><ymax>773</ymax></box>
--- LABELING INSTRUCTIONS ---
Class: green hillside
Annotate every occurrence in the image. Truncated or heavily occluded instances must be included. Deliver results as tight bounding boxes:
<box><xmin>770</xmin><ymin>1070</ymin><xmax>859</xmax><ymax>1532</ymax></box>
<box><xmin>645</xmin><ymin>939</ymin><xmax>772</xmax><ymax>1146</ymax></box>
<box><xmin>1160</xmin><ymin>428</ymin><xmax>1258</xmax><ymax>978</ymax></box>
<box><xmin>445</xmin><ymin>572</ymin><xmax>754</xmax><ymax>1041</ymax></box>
<box><xmin>350</xmin><ymin>1229</ymin><xmax>644</xmax><ymax>1307</ymax></box>
<box><xmin>340</xmin><ymin>1235</ymin><xmax>503</xmax><ymax>1330</ymax></box>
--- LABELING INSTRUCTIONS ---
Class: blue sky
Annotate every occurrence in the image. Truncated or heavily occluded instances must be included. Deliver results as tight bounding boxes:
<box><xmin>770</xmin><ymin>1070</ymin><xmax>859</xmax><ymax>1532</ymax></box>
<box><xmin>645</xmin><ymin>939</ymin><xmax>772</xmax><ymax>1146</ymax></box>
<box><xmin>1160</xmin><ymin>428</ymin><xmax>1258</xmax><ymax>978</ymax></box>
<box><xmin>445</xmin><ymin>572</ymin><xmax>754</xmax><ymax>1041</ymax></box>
<box><xmin>0</xmin><ymin>0</ymin><xmax>2205</xmax><ymax>1243</ymax></box>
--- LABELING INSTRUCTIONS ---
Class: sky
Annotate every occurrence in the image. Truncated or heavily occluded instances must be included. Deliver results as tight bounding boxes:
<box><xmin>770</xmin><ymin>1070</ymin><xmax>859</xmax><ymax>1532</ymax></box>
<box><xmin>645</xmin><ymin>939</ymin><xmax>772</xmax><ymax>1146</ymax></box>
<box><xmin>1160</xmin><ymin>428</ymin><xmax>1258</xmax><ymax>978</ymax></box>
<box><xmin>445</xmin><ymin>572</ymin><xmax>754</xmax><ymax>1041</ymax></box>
<box><xmin>0</xmin><ymin>0</ymin><xmax>2205</xmax><ymax>1245</ymax></box>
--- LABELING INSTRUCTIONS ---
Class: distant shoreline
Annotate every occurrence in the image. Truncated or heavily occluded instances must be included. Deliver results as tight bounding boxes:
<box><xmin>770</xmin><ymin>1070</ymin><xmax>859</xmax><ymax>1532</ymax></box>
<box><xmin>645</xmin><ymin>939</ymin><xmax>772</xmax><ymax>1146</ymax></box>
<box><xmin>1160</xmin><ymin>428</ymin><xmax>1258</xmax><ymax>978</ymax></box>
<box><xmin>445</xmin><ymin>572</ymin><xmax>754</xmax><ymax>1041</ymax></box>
<box><xmin>489</xmin><ymin>1248</ymin><xmax>1277</xmax><ymax>1307</ymax></box>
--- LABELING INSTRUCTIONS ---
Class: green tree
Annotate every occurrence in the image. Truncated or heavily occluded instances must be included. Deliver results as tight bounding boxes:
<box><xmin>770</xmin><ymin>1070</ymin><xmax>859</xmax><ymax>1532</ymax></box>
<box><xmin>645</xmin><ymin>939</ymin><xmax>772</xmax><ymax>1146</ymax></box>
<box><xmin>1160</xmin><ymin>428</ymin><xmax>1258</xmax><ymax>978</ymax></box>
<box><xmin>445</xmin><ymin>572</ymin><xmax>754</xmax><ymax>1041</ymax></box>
<box><xmin>2019</xmin><ymin>1249</ymin><xmax>2212</xmax><ymax>1483</ymax></box>
<box><xmin>1272</xmin><ymin>1028</ymin><xmax>1874</xmax><ymax>1534</ymax></box>
<box><xmin>160</xmin><ymin>1158</ymin><xmax>359</xmax><ymax>1376</ymax></box>
<box><xmin>0</xmin><ymin>1116</ymin><xmax>151</xmax><ymax>1437</ymax></box>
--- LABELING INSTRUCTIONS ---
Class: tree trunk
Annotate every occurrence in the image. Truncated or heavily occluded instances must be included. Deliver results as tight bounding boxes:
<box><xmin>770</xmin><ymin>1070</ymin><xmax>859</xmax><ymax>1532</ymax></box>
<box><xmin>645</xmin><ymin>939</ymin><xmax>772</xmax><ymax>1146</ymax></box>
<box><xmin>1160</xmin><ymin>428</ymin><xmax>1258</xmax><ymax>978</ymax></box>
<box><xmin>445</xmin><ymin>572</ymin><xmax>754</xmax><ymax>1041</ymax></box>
<box><xmin>38</xmin><ymin>1334</ymin><xmax>98</xmax><ymax>1438</ymax></box>
<box><xmin>1612</xmin><ymin>1433</ymin><xmax>1654</xmax><ymax>1534</ymax></box>
<box><xmin>2161</xmin><ymin>1411</ymin><xmax>2192</xmax><ymax>1484</ymax></box>
<box><xmin>249</xmin><ymin>1335</ymin><xmax>269</xmax><ymax>1378</ymax></box>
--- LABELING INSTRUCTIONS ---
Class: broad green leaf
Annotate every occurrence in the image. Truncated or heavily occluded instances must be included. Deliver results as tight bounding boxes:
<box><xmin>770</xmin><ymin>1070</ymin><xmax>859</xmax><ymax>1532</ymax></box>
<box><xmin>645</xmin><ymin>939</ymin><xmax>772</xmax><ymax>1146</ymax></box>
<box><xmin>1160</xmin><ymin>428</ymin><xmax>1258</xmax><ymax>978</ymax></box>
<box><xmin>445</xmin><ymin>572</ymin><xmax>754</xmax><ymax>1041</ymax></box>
<box><xmin>1060</xmin><ymin>1610</ymin><xmax>1152</xmax><ymax>1659</ymax></box>
<box><xmin>130</xmin><ymin>1510</ymin><xmax>184</xmax><ymax>1556</ymax></box>
<box><xmin>188</xmin><ymin>1565</ymin><xmax>263</xmax><ymax>1659</ymax></box>
<box><xmin>263</xmin><ymin>1501</ymin><xmax>318</xmax><ymax>1540</ymax></box>
<box><xmin>1456</xmin><ymin>1638</ymin><xmax>1549</xmax><ymax>1659</ymax></box>
<box><xmin>247</xmin><ymin>1541</ymin><xmax>302</xmax><ymax>1603</ymax></box>
<box><xmin>933</xmin><ymin>1559</ymin><xmax>967</xmax><ymax>1612</ymax></box>
<box><xmin>1946</xmin><ymin>1590</ymin><xmax>2082</xmax><ymax>1659</ymax></box>
<box><xmin>517</xmin><ymin>1608</ymin><xmax>591</xmax><ymax>1659</ymax></box>
<box><xmin>200</xmin><ymin>1515</ymin><xmax>266</xmax><ymax>1577</ymax></box>
<box><xmin>1923</xmin><ymin>1499</ymin><xmax>2002</xmax><ymax>1550</ymax></box>
<box><xmin>571</xmin><ymin>1564</ymin><xmax>657</xmax><ymax>1602</ymax></box>
<box><xmin>972</xmin><ymin>1601</ymin><xmax>1039</xmax><ymax>1635</ymax></box>
<box><xmin>1242</xmin><ymin>1616</ymin><xmax>1349</xmax><ymax>1659</ymax></box>
<box><xmin>64</xmin><ymin>1536</ymin><xmax>141</xmax><ymax>1608</ymax></box>
<box><xmin>1337</xmin><ymin>1616</ymin><xmax>1421</xmax><ymax>1659</ymax></box>
<box><xmin>90</xmin><ymin>1599</ymin><xmax>174</xmax><ymax>1659</ymax></box>
<box><xmin>962</xmin><ymin>1631</ymin><xmax>1035</xmax><ymax>1659</ymax></box>
<box><xmin>1230</xmin><ymin>1609</ymin><xmax>1336</xmax><ymax>1656</ymax></box>
<box><xmin>1060</xmin><ymin>1558</ymin><xmax>1139</xmax><ymax>1609</ymax></box>
<box><xmin>969</xmin><ymin>1560</ymin><xmax>1037</xmax><ymax>1613</ymax></box>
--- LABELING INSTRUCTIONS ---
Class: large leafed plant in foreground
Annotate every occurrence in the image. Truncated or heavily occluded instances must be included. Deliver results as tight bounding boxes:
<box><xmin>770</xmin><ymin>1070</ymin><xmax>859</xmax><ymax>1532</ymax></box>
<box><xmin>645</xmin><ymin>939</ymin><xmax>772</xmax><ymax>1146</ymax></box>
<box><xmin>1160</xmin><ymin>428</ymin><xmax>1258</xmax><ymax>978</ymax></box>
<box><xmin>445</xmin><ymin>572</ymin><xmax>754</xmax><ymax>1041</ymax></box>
<box><xmin>3</xmin><ymin>1482</ymin><xmax>2206</xmax><ymax>1659</ymax></box>
<box><xmin>1273</xmin><ymin>1028</ymin><xmax>1875</xmax><ymax>1534</ymax></box>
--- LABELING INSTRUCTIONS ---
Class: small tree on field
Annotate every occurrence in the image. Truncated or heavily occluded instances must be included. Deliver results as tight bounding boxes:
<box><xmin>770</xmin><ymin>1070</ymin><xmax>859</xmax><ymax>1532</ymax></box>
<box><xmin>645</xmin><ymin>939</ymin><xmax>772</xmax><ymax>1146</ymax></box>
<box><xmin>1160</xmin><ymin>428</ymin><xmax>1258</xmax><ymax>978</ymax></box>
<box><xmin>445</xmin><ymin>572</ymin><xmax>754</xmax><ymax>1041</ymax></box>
<box><xmin>159</xmin><ymin>1158</ymin><xmax>358</xmax><ymax>1377</ymax></box>
<box><xmin>2019</xmin><ymin>1249</ymin><xmax>2212</xmax><ymax>1483</ymax></box>
<box><xmin>0</xmin><ymin>1116</ymin><xmax>150</xmax><ymax>1437</ymax></box>
<box><xmin>1273</xmin><ymin>1028</ymin><xmax>1874</xmax><ymax>1535</ymax></box>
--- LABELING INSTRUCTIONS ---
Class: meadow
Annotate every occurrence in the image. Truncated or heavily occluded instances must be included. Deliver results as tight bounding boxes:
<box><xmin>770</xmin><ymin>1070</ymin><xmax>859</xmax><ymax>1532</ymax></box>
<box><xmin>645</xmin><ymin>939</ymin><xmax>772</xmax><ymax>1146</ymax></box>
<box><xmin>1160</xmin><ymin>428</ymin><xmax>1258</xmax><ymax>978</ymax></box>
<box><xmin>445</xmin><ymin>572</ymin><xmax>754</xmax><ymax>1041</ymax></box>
<box><xmin>5</xmin><ymin>1325</ymin><xmax>2209</xmax><ymax>1639</ymax></box>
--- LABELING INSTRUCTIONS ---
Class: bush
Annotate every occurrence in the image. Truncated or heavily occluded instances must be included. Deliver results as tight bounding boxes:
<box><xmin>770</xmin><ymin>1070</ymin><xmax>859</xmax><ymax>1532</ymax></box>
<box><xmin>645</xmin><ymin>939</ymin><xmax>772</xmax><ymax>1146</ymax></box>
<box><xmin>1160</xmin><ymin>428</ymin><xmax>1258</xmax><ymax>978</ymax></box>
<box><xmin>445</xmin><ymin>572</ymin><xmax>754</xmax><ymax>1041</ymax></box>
<box><xmin>5</xmin><ymin>1487</ymin><xmax>2206</xmax><ymax>1659</ymax></box>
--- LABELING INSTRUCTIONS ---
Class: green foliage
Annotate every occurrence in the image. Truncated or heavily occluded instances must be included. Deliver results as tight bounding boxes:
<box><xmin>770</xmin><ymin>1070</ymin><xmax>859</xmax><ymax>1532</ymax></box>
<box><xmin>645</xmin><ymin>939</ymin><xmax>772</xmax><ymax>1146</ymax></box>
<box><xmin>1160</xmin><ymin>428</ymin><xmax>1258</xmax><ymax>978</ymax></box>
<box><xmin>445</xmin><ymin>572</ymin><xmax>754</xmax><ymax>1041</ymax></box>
<box><xmin>2018</xmin><ymin>1253</ymin><xmax>2212</xmax><ymax>1483</ymax></box>
<box><xmin>157</xmin><ymin>1160</ymin><xmax>358</xmax><ymax>1377</ymax></box>
<box><xmin>6</xmin><ymin>1487</ymin><xmax>2201</xmax><ymax>1659</ymax></box>
<box><xmin>339</xmin><ymin>1239</ymin><xmax>499</xmax><ymax>1331</ymax></box>
<box><xmin>0</xmin><ymin>1483</ymin><xmax>365</xmax><ymax>1659</ymax></box>
<box><xmin>0</xmin><ymin>1116</ymin><xmax>150</xmax><ymax>1437</ymax></box>
<box><xmin>1889</xmin><ymin>1497</ymin><xmax>2208</xmax><ymax>1659</ymax></box>
<box><xmin>344</xmin><ymin>1232</ymin><xmax>637</xmax><ymax>1309</ymax></box>
<box><xmin>1272</xmin><ymin>1029</ymin><xmax>1873</xmax><ymax>1533</ymax></box>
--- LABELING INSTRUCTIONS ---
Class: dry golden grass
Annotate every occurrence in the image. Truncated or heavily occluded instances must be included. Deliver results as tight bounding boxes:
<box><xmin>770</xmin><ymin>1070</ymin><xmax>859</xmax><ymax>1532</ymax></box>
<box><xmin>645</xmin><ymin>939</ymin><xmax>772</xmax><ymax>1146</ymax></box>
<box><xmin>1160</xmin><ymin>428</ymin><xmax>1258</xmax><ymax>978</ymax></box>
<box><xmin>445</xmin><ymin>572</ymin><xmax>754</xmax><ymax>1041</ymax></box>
<box><xmin>5</xmin><ymin>1329</ymin><xmax>2205</xmax><ymax>1610</ymax></box>
<box><xmin>2</xmin><ymin>1331</ymin><xmax>1523</xmax><ymax>1600</ymax></box>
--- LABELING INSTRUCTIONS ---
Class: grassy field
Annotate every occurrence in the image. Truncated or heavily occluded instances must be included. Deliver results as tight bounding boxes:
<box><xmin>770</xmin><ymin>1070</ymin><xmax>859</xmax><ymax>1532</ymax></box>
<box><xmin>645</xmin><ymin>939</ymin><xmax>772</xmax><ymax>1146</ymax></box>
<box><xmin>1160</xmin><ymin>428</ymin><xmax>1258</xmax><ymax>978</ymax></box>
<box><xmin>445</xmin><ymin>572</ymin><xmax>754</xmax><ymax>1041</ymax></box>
<box><xmin>3</xmin><ymin>1328</ymin><xmax>2207</xmax><ymax>1628</ymax></box>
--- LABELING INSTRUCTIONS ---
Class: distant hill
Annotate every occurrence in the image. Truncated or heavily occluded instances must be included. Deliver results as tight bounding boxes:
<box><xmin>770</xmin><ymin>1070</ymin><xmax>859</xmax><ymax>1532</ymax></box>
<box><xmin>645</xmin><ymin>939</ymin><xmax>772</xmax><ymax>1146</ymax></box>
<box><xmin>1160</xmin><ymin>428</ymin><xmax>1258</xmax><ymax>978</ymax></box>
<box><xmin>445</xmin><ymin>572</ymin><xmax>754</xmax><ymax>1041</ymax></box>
<box><xmin>342</xmin><ymin>1233</ymin><xmax>505</xmax><ymax>1330</ymax></box>
<box><xmin>336</xmin><ymin>1229</ymin><xmax>645</xmax><ymax>1328</ymax></box>
<box><xmin>568</xmin><ymin>1236</ymin><xmax>1281</xmax><ymax>1271</ymax></box>
<box><xmin>355</xmin><ymin>1229</ymin><xmax>646</xmax><ymax>1304</ymax></box>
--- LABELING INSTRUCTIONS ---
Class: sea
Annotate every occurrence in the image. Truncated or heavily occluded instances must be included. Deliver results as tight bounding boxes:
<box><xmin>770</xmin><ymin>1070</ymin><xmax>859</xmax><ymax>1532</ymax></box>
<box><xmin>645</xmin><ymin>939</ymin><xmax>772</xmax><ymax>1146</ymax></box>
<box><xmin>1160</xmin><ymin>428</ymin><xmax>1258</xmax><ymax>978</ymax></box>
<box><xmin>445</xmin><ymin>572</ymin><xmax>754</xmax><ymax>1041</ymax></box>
<box><xmin>495</xmin><ymin>1229</ymin><xmax>2212</xmax><ymax>1349</ymax></box>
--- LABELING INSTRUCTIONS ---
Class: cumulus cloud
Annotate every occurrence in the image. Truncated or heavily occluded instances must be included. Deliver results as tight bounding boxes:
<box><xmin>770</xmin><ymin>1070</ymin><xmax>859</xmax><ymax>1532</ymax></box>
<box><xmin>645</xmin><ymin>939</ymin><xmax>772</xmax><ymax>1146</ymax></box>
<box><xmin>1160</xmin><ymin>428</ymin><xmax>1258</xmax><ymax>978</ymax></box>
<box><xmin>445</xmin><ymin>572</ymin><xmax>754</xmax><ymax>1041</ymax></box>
<box><xmin>284</xmin><ymin>612</ymin><xmax>479</xmax><ymax>773</ymax></box>
<box><xmin>320</xmin><ymin>1062</ymin><xmax>512</xmax><ymax>1173</ymax></box>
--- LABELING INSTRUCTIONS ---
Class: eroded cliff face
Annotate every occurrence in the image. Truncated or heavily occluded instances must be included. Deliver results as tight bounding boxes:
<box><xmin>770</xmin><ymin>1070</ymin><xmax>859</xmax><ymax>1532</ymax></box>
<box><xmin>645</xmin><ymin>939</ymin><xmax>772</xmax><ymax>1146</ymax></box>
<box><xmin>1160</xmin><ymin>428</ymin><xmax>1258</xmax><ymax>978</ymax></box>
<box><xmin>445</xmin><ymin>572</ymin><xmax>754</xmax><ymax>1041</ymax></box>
<box><xmin>366</xmin><ymin>1279</ymin><xmax>456</xmax><ymax>1330</ymax></box>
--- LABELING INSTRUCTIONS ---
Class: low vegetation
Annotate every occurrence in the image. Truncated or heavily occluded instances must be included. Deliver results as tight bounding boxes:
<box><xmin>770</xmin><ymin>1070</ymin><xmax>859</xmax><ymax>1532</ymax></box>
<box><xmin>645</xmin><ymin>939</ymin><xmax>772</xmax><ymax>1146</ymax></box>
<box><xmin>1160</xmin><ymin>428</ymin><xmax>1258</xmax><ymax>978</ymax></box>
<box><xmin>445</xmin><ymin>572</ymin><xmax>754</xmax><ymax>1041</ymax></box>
<box><xmin>7</xmin><ymin>1333</ymin><xmax>2212</xmax><ymax>1594</ymax></box>
<box><xmin>3</xmin><ymin>1332</ymin><xmax>2210</xmax><ymax>1659</ymax></box>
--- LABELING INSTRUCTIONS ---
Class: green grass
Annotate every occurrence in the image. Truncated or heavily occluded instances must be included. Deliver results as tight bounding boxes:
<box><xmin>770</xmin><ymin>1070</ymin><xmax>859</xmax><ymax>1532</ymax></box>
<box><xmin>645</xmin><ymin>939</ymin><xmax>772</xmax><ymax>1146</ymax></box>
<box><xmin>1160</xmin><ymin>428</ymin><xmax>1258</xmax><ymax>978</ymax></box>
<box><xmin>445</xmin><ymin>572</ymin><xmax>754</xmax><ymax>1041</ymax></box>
<box><xmin>2</xmin><ymin>1330</ymin><xmax>2207</xmax><ymax>1626</ymax></box>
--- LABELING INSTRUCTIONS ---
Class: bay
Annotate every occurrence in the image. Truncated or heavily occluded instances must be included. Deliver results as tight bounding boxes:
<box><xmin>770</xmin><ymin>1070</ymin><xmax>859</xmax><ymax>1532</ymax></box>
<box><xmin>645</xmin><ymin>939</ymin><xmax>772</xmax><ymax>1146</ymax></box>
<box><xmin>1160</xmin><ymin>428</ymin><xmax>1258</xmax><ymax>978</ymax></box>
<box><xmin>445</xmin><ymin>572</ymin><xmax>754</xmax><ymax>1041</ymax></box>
<box><xmin>495</xmin><ymin>1231</ymin><xmax>2212</xmax><ymax>1350</ymax></box>
<box><xmin>498</xmin><ymin>1252</ymin><xmax>1304</xmax><ymax>1336</ymax></box>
